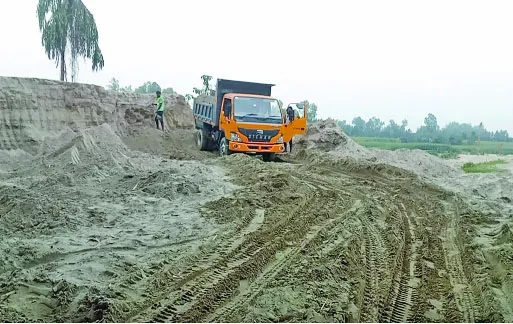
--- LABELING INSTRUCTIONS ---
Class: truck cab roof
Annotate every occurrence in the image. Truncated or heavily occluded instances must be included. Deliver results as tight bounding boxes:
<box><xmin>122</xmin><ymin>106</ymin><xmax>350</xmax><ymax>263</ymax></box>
<box><xmin>223</xmin><ymin>93</ymin><xmax>276</xmax><ymax>100</ymax></box>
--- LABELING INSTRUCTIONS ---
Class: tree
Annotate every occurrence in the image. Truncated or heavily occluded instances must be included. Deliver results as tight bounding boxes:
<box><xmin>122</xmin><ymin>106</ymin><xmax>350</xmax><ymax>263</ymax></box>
<box><xmin>424</xmin><ymin>113</ymin><xmax>439</xmax><ymax>132</ymax></box>
<box><xmin>338</xmin><ymin>120</ymin><xmax>353</xmax><ymax>135</ymax></box>
<box><xmin>107</xmin><ymin>78</ymin><xmax>120</xmax><ymax>92</ymax></box>
<box><xmin>134</xmin><ymin>81</ymin><xmax>161</xmax><ymax>94</ymax></box>
<box><xmin>365</xmin><ymin>117</ymin><xmax>384</xmax><ymax>137</ymax></box>
<box><xmin>351</xmin><ymin>117</ymin><xmax>366</xmax><ymax>136</ymax></box>
<box><xmin>334</xmin><ymin>113</ymin><xmax>511</xmax><ymax>143</ymax></box>
<box><xmin>186</xmin><ymin>75</ymin><xmax>214</xmax><ymax>100</ymax></box>
<box><xmin>299</xmin><ymin>100</ymin><xmax>317</xmax><ymax>122</ymax></box>
<box><xmin>382</xmin><ymin>119</ymin><xmax>401</xmax><ymax>138</ymax></box>
<box><xmin>37</xmin><ymin>0</ymin><xmax>104</xmax><ymax>82</ymax></box>
<box><xmin>106</xmin><ymin>77</ymin><xmax>133</xmax><ymax>93</ymax></box>
<box><xmin>120</xmin><ymin>85</ymin><xmax>133</xmax><ymax>93</ymax></box>
<box><xmin>114</xmin><ymin>81</ymin><xmax>172</xmax><ymax>94</ymax></box>
<box><xmin>106</xmin><ymin>78</ymin><xmax>132</xmax><ymax>93</ymax></box>
<box><xmin>400</xmin><ymin>119</ymin><xmax>409</xmax><ymax>134</ymax></box>
<box><xmin>308</xmin><ymin>103</ymin><xmax>318</xmax><ymax>122</ymax></box>
<box><xmin>417</xmin><ymin>113</ymin><xmax>440</xmax><ymax>142</ymax></box>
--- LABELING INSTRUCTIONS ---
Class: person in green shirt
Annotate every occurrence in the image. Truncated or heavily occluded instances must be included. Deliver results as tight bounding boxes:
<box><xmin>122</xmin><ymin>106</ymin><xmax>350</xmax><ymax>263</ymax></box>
<box><xmin>154</xmin><ymin>90</ymin><xmax>165</xmax><ymax>130</ymax></box>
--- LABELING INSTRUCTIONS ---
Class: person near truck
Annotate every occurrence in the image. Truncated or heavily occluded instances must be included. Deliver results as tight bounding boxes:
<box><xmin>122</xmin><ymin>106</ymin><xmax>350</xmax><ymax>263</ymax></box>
<box><xmin>284</xmin><ymin>105</ymin><xmax>295</xmax><ymax>152</ymax></box>
<box><xmin>154</xmin><ymin>90</ymin><xmax>165</xmax><ymax>130</ymax></box>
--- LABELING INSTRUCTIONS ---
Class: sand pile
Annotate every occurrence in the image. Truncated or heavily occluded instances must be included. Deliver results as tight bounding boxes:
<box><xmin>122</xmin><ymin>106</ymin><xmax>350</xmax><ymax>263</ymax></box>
<box><xmin>0</xmin><ymin>77</ymin><xmax>236</xmax><ymax>322</ymax></box>
<box><xmin>294</xmin><ymin>119</ymin><xmax>367</xmax><ymax>155</ymax></box>
<box><xmin>0</xmin><ymin>76</ymin><xmax>194</xmax><ymax>155</ymax></box>
<box><xmin>0</xmin><ymin>123</ymin><xmax>148</xmax><ymax>238</ymax></box>
<box><xmin>194</xmin><ymin>94</ymin><xmax>216</xmax><ymax>105</ymax></box>
<box><xmin>292</xmin><ymin>119</ymin><xmax>460</xmax><ymax>181</ymax></box>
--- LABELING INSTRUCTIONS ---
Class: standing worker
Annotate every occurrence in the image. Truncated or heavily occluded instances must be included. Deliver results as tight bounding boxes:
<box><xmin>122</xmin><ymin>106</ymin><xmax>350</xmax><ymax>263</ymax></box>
<box><xmin>285</xmin><ymin>105</ymin><xmax>295</xmax><ymax>152</ymax></box>
<box><xmin>154</xmin><ymin>90</ymin><xmax>165</xmax><ymax>131</ymax></box>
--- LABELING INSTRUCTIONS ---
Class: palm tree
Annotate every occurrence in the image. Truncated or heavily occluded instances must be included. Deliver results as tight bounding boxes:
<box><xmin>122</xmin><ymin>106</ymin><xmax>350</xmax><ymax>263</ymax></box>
<box><xmin>37</xmin><ymin>0</ymin><xmax>104</xmax><ymax>82</ymax></box>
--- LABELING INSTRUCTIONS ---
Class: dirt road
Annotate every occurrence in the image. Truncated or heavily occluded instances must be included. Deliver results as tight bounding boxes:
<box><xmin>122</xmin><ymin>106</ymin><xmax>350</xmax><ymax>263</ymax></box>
<box><xmin>1</xmin><ymin>78</ymin><xmax>512</xmax><ymax>322</ymax></box>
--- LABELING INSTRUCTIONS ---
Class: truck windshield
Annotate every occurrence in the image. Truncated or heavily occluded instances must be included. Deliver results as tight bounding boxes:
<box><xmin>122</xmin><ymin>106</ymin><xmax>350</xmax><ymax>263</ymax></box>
<box><xmin>233</xmin><ymin>97</ymin><xmax>282</xmax><ymax>124</ymax></box>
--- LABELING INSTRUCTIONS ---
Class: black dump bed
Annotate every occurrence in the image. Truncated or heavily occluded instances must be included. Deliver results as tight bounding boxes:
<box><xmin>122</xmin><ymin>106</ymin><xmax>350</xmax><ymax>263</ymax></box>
<box><xmin>193</xmin><ymin>78</ymin><xmax>275</xmax><ymax>127</ymax></box>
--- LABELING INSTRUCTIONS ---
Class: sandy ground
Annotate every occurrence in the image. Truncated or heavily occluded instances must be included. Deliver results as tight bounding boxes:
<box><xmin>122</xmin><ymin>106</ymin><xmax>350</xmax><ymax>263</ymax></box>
<box><xmin>0</xmin><ymin>124</ymin><xmax>237</xmax><ymax>322</ymax></box>
<box><xmin>1</xmin><ymin>80</ymin><xmax>512</xmax><ymax>323</ymax></box>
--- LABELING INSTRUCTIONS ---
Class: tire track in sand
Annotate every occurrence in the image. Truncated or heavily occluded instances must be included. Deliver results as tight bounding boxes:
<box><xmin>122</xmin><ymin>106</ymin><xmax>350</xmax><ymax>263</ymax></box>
<box><xmin>379</xmin><ymin>202</ymin><xmax>421</xmax><ymax>323</ymax></box>
<box><xmin>440</xmin><ymin>200</ymin><xmax>480</xmax><ymax>322</ymax></box>
<box><xmin>124</xmin><ymin>209</ymin><xmax>267</xmax><ymax>322</ymax></box>
<box><xmin>127</xmin><ymin>184</ymin><xmax>320</xmax><ymax>322</ymax></box>
<box><xmin>206</xmin><ymin>199</ymin><xmax>362</xmax><ymax>322</ymax></box>
<box><xmin>142</xmin><ymin>187</ymin><xmax>338</xmax><ymax>323</ymax></box>
<box><xmin>359</xmin><ymin>205</ymin><xmax>390</xmax><ymax>322</ymax></box>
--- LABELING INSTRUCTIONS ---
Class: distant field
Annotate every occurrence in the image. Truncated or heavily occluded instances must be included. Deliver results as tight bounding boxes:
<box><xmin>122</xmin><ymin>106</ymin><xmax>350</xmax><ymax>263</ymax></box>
<box><xmin>351</xmin><ymin>137</ymin><xmax>513</xmax><ymax>156</ymax></box>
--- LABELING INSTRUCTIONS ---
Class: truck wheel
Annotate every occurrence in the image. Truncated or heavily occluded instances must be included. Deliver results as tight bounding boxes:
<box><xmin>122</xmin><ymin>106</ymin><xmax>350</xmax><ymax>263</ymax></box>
<box><xmin>219</xmin><ymin>137</ymin><xmax>232</xmax><ymax>157</ymax></box>
<box><xmin>262</xmin><ymin>153</ymin><xmax>275</xmax><ymax>162</ymax></box>
<box><xmin>196</xmin><ymin>129</ymin><xmax>209</xmax><ymax>151</ymax></box>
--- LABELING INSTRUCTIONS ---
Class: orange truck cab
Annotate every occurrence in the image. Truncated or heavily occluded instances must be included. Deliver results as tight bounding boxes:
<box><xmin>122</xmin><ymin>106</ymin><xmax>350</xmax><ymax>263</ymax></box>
<box><xmin>193</xmin><ymin>78</ymin><xmax>307</xmax><ymax>161</ymax></box>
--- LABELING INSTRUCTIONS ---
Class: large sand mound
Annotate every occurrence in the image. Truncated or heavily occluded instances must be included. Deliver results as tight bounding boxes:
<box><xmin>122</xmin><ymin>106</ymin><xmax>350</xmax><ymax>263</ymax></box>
<box><xmin>293</xmin><ymin>119</ymin><xmax>460</xmax><ymax>181</ymax></box>
<box><xmin>0</xmin><ymin>76</ymin><xmax>194</xmax><ymax>154</ymax></box>
<box><xmin>294</xmin><ymin>118</ymin><xmax>355</xmax><ymax>152</ymax></box>
<box><xmin>0</xmin><ymin>77</ymin><xmax>233</xmax><ymax>322</ymax></box>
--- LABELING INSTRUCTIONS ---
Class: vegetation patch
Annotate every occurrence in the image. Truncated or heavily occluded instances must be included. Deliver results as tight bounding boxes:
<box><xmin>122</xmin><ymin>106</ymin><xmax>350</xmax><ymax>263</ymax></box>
<box><xmin>461</xmin><ymin>160</ymin><xmax>508</xmax><ymax>173</ymax></box>
<box><xmin>353</xmin><ymin>137</ymin><xmax>513</xmax><ymax>156</ymax></box>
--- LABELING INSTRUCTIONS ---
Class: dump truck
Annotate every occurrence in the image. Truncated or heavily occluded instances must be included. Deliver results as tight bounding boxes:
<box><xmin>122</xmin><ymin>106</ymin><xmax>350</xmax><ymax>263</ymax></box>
<box><xmin>192</xmin><ymin>78</ymin><xmax>307</xmax><ymax>161</ymax></box>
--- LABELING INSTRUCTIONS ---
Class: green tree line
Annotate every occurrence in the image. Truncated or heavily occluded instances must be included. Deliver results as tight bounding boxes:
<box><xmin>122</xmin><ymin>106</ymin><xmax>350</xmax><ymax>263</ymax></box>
<box><xmin>106</xmin><ymin>78</ymin><xmax>174</xmax><ymax>94</ymax></box>
<box><xmin>337</xmin><ymin>113</ymin><xmax>512</xmax><ymax>143</ymax></box>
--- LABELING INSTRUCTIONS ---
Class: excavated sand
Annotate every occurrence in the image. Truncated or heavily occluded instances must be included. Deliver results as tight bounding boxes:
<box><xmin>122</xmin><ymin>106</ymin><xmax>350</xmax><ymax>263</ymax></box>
<box><xmin>294</xmin><ymin>119</ymin><xmax>461</xmax><ymax>181</ymax></box>
<box><xmin>1</xmin><ymin>78</ymin><xmax>512</xmax><ymax>323</ymax></box>
<box><xmin>292</xmin><ymin>119</ymin><xmax>513</xmax><ymax>322</ymax></box>
<box><xmin>0</xmin><ymin>77</ymin><xmax>233</xmax><ymax>322</ymax></box>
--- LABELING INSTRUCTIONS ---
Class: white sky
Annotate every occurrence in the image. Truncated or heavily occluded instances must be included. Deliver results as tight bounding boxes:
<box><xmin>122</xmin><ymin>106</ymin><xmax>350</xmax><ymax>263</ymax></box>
<box><xmin>1</xmin><ymin>0</ymin><xmax>512</xmax><ymax>134</ymax></box>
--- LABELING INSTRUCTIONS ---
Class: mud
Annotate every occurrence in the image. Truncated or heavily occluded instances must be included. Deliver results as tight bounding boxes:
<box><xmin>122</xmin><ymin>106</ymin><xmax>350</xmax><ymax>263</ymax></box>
<box><xmin>1</xmin><ymin>78</ymin><xmax>512</xmax><ymax>322</ymax></box>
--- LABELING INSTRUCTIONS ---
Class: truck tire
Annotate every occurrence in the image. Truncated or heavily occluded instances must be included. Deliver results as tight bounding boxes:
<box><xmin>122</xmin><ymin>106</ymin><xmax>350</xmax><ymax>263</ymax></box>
<box><xmin>196</xmin><ymin>129</ymin><xmax>209</xmax><ymax>151</ymax></box>
<box><xmin>262</xmin><ymin>153</ymin><xmax>276</xmax><ymax>162</ymax></box>
<box><xmin>219</xmin><ymin>137</ymin><xmax>232</xmax><ymax>157</ymax></box>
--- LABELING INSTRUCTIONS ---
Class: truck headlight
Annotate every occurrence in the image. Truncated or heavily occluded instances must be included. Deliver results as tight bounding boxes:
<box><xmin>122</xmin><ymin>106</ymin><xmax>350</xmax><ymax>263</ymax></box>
<box><xmin>230</xmin><ymin>132</ymin><xmax>242</xmax><ymax>142</ymax></box>
<box><xmin>276</xmin><ymin>136</ymin><xmax>283</xmax><ymax>143</ymax></box>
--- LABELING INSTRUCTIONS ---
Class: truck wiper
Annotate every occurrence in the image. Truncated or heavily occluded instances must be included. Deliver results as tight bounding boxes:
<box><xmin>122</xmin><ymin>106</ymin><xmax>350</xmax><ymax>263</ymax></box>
<box><xmin>243</xmin><ymin>113</ymin><xmax>259</xmax><ymax>117</ymax></box>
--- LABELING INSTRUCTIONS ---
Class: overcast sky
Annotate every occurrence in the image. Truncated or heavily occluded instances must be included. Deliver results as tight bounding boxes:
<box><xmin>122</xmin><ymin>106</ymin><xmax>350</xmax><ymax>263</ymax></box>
<box><xmin>1</xmin><ymin>0</ymin><xmax>512</xmax><ymax>134</ymax></box>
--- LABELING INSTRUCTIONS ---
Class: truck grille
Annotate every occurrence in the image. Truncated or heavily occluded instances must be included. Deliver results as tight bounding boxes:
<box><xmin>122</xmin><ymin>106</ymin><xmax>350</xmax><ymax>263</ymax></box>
<box><xmin>238</xmin><ymin>128</ymin><xmax>279</xmax><ymax>142</ymax></box>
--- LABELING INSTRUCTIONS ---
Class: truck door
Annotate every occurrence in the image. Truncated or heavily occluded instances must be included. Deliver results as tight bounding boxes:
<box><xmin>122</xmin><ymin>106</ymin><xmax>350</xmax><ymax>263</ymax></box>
<box><xmin>282</xmin><ymin>102</ymin><xmax>307</xmax><ymax>143</ymax></box>
<box><xmin>219</xmin><ymin>97</ymin><xmax>233</xmax><ymax>133</ymax></box>
<box><xmin>288</xmin><ymin>102</ymin><xmax>307</xmax><ymax>135</ymax></box>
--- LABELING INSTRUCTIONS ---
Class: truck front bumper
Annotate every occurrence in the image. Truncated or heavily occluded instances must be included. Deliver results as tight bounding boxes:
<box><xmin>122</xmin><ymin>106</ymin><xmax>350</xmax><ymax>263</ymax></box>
<box><xmin>229</xmin><ymin>141</ymin><xmax>285</xmax><ymax>153</ymax></box>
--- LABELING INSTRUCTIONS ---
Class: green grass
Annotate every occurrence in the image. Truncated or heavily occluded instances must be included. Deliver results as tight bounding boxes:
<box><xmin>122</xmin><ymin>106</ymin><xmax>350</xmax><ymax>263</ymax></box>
<box><xmin>352</xmin><ymin>137</ymin><xmax>513</xmax><ymax>156</ymax></box>
<box><xmin>461</xmin><ymin>160</ymin><xmax>508</xmax><ymax>173</ymax></box>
